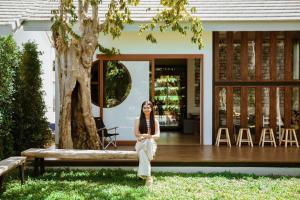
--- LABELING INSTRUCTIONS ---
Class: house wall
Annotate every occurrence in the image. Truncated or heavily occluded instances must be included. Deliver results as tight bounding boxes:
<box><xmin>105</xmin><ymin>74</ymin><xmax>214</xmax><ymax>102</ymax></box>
<box><xmin>103</xmin><ymin>61</ymin><xmax>149</xmax><ymax>141</ymax></box>
<box><xmin>98</xmin><ymin>31</ymin><xmax>213</xmax><ymax>145</ymax></box>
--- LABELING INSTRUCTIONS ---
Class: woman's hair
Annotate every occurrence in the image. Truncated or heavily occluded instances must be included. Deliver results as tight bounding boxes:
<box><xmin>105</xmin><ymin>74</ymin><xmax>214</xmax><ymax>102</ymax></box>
<box><xmin>139</xmin><ymin>100</ymin><xmax>155</xmax><ymax>135</ymax></box>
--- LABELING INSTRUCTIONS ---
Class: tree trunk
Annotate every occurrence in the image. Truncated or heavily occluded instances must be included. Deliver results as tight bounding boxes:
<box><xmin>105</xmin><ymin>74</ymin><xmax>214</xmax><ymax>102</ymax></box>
<box><xmin>57</xmin><ymin>38</ymin><xmax>100</xmax><ymax>149</ymax></box>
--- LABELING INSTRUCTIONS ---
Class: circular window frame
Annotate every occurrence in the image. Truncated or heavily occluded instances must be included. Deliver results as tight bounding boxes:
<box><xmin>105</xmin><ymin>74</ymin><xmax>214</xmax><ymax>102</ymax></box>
<box><xmin>91</xmin><ymin>60</ymin><xmax>132</xmax><ymax>108</ymax></box>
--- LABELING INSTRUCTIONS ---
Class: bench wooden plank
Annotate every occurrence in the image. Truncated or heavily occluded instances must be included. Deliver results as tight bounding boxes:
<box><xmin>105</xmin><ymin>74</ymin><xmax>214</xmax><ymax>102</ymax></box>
<box><xmin>21</xmin><ymin>148</ymin><xmax>138</xmax><ymax>160</ymax></box>
<box><xmin>0</xmin><ymin>156</ymin><xmax>26</xmax><ymax>192</ymax></box>
<box><xmin>0</xmin><ymin>157</ymin><xmax>26</xmax><ymax>176</ymax></box>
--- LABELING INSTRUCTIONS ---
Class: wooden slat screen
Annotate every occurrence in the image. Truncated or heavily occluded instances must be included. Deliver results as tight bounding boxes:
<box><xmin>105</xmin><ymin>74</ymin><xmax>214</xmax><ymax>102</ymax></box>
<box><xmin>214</xmin><ymin>32</ymin><xmax>220</xmax><ymax>81</ymax></box>
<box><xmin>213</xmin><ymin>31</ymin><xmax>300</xmax><ymax>145</ymax></box>
<box><xmin>214</xmin><ymin>87</ymin><xmax>221</xmax><ymax>140</ymax></box>
<box><xmin>255</xmin><ymin>32</ymin><xmax>263</xmax><ymax>81</ymax></box>
<box><xmin>269</xmin><ymin>87</ymin><xmax>277</xmax><ymax>133</ymax></box>
<box><xmin>255</xmin><ymin>88</ymin><xmax>262</xmax><ymax>143</ymax></box>
<box><xmin>227</xmin><ymin>32</ymin><xmax>233</xmax><ymax>80</ymax></box>
<box><xmin>270</xmin><ymin>32</ymin><xmax>277</xmax><ymax>81</ymax></box>
<box><xmin>240</xmin><ymin>32</ymin><xmax>248</xmax><ymax>80</ymax></box>
<box><xmin>284</xmin><ymin>32</ymin><xmax>292</xmax><ymax>80</ymax></box>
<box><xmin>226</xmin><ymin>87</ymin><xmax>234</xmax><ymax>142</ymax></box>
<box><xmin>285</xmin><ymin>87</ymin><xmax>292</xmax><ymax>127</ymax></box>
<box><xmin>240</xmin><ymin>87</ymin><xmax>248</xmax><ymax>128</ymax></box>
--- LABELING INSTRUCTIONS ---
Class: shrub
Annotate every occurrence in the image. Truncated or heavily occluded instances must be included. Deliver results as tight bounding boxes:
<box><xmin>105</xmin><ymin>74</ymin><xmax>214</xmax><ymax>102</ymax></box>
<box><xmin>12</xmin><ymin>41</ymin><xmax>51</xmax><ymax>153</ymax></box>
<box><xmin>0</xmin><ymin>36</ymin><xmax>19</xmax><ymax>159</ymax></box>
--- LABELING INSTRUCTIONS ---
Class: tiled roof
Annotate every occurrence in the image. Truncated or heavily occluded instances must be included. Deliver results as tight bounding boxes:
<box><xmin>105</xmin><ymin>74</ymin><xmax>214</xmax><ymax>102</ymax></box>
<box><xmin>1</xmin><ymin>0</ymin><xmax>300</xmax><ymax>32</ymax></box>
<box><xmin>0</xmin><ymin>0</ymin><xmax>35</xmax><ymax>31</ymax></box>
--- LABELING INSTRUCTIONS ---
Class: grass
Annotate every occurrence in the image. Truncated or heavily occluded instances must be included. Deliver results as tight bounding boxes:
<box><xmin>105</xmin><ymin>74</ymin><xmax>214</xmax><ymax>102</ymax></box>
<box><xmin>1</xmin><ymin>169</ymin><xmax>300</xmax><ymax>200</ymax></box>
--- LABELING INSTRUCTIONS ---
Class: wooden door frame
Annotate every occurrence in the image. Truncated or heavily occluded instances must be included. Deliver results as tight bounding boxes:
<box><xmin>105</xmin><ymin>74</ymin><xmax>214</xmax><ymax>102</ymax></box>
<box><xmin>97</xmin><ymin>54</ymin><xmax>204</xmax><ymax>145</ymax></box>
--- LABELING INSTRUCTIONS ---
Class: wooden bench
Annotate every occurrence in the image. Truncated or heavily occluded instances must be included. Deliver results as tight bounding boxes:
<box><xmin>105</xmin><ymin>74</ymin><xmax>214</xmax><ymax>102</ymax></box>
<box><xmin>21</xmin><ymin>148</ymin><xmax>138</xmax><ymax>176</ymax></box>
<box><xmin>0</xmin><ymin>156</ymin><xmax>26</xmax><ymax>192</ymax></box>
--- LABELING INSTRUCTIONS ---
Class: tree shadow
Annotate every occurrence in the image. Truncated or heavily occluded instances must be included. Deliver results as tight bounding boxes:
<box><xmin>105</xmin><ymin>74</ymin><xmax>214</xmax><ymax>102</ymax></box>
<box><xmin>1</xmin><ymin>168</ymin><xmax>299</xmax><ymax>200</ymax></box>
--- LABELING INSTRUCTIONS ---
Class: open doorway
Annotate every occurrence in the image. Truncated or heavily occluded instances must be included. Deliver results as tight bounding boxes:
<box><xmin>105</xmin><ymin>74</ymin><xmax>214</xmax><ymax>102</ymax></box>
<box><xmin>154</xmin><ymin>59</ymin><xmax>187</xmax><ymax>131</ymax></box>
<box><xmin>154</xmin><ymin>59</ymin><xmax>200</xmax><ymax>145</ymax></box>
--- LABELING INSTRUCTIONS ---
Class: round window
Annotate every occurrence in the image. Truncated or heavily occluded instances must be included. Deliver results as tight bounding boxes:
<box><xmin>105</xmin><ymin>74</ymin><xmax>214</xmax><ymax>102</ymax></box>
<box><xmin>91</xmin><ymin>60</ymin><xmax>131</xmax><ymax>108</ymax></box>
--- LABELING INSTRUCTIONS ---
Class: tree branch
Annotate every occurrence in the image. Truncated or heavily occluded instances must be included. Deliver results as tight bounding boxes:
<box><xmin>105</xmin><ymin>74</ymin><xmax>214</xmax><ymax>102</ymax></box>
<box><xmin>92</xmin><ymin>2</ymin><xmax>98</xmax><ymax>31</ymax></box>
<box><xmin>83</xmin><ymin>0</ymin><xmax>89</xmax><ymax>14</ymax></box>
<box><xmin>78</xmin><ymin>0</ymin><xmax>83</xmax><ymax>21</ymax></box>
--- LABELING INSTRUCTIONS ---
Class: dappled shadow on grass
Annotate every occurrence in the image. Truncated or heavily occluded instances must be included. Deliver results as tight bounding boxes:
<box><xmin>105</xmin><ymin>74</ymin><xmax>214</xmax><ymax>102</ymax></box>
<box><xmin>1</xmin><ymin>169</ymin><xmax>148</xmax><ymax>200</ymax></box>
<box><xmin>1</xmin><ymin>169</ymin><xmax>300</xmax><ymax>200</ymax></box>
<box><xmin>36</xmin><ymin>168</ymin><xmax>141</xmax><ymax>185</ymax></box>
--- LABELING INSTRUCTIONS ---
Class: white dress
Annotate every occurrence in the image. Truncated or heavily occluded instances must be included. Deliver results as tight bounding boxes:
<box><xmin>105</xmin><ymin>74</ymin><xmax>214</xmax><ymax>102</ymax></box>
<box><xmin>134</xmin><ymin>118</ymin><xmax>159</xmax><ymax>177</ymax></box>
<box><xmin>135</xmin><ymin>138</ymin><xmax>157</xmax><ymax>177</ymax></box>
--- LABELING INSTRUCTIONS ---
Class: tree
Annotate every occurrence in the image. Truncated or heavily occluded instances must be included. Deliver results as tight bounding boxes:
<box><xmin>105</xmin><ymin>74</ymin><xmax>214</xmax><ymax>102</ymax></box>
<box><xmin>52</xmin><ymin>0</ymin><xmax>203</xmax><ymax>149</ymax></box>
<box><xmin>0</xmin><ymin>36</ymin><xmax>19</xmax><ymax>159</ymax></box>
<box><xmin>12</xmin><ymin>42</ymin><xmax>52</xmax><ymax>153</ymax></box>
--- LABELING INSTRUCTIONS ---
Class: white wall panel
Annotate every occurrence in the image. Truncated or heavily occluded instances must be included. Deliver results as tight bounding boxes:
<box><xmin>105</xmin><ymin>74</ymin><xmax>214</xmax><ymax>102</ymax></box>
<box><xmin>102</xmin><ymin>61</ymin><xmax>149</xmax><ymax>141</ymax></box>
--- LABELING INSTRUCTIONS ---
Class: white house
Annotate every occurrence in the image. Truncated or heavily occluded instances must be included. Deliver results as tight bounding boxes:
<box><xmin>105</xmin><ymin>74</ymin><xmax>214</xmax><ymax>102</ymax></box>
<box><xmin>1</xmin><ymin>0</ymin><xmax>300</xmax><ymax>147</ymax></box>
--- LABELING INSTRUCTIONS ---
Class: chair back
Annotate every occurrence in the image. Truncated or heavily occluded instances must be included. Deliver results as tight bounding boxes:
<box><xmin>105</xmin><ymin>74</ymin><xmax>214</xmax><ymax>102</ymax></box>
<box><xmin>94</xmin><ymin>117</ymin><xmax>108</xmax><ymax>135</ymax></box>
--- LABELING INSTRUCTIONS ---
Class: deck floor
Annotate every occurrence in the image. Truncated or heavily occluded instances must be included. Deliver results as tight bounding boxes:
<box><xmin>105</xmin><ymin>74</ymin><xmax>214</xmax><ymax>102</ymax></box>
<box><xmin>42</xmin><ymin>145</ymin><xmax>300</xmax><ymax>167</ymax></box>
<box><xmin>114</xmin><ymin>145</ymin><xmax>300</xmax><ymax>166</ymax></box>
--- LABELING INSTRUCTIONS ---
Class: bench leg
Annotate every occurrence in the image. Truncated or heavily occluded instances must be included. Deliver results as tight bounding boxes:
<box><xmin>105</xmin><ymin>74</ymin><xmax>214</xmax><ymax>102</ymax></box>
<box><xmin>19</xmin><ymin>164</ymin><xmax>25</xmax><ymax>184</ymax></box>
<box><xmin>0</xmin><ymin>175</ymin><xmax>4</xmax><ymax>193</ymax></box>
<box><xmin>34</xmin><ymin>158</ymin><xmax>45</xmax><ymax>176</ymax></box>
<box><xmin>34</xmin><ymin>158</ymin><xmax>40</xmax><ymax>176</ymax></box>
<box><xmin>40</xmin><ymin>158</ymin><xmax>45</xmax><ymax>175</ymax></box>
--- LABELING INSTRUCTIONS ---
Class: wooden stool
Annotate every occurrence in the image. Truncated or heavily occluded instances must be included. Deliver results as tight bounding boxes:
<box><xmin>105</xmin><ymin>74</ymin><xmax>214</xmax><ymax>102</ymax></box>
<box><xmin>215</xmin><ymin>128</ymin><xmax>231</xmax><ymax>147</ymax></box>
<box><xmin>279</xmin><ymin>128</ymin><xmax>299</xmax><ymax>148</ymax></box>
<box><xmin>236</xmin><ymin>128</ymin><xmax>253</xmax><ymax>147</ymax></box>
<box><xmin>259</xmin><ymin>128</ymin><xmax>276</xmax><ymax>147</ymax></box>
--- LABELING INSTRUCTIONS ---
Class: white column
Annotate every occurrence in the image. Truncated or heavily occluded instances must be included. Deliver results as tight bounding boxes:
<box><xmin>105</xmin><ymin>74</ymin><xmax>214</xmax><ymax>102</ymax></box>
<box><xmin>202</xmin><ymin>32</ymin><xmax>213</xmax><ymax>145</ymax></box>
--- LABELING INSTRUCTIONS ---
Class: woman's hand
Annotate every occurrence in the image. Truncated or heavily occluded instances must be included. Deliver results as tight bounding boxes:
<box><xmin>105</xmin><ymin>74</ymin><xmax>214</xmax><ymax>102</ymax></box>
<box><xmin>145</xmin><ymin>134</ymin><xmax>152</xmax><ymax>139</ymax></box>
<box><xmin>137</xmin><ymin>134</ymin><xmax>151</xmax><ymax>141</ymax></box>
<box><xmin>137</xmin><ymin>136</ymin><xmax>144</xmax><ymax>141</ymax></box>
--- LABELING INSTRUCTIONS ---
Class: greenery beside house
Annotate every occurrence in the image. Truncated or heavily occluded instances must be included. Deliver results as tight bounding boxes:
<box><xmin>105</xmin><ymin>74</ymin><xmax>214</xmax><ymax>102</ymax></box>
<box><xmin>0</xmin><ymin>36</ymin><xmax>51</xmax><ymax>159</ymax></box>
<box><xmin>12</xmin><ymin>42</ymin><xmax>52</xmax><ymax>154</ymax></box>
<box><xmin>0</xmin><ymin>36</ymin><xmax>19</xmax><ymax>159</ymax></box>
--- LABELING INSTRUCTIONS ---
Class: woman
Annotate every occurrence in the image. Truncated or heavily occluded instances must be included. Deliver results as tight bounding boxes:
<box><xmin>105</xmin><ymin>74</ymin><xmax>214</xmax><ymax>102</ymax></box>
<box><xmin>134</xmin><ymin>100</ymin><xmax>160</xmax><ymax>186</ymax></box>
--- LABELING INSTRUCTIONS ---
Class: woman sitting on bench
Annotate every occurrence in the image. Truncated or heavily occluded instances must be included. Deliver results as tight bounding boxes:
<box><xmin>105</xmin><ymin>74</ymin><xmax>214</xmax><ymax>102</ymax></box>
<box><xmin>134</xmin><ymin>100</ymin><xmax>160</xmax><ymax>187</ymax></box>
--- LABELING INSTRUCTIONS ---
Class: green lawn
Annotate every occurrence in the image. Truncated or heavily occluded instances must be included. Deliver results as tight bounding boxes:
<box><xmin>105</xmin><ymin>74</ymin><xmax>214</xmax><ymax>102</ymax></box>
<box><xmin>1</xmin><ymin>169</ymin><xmax>300</xmax><ymax>200</ymax></box>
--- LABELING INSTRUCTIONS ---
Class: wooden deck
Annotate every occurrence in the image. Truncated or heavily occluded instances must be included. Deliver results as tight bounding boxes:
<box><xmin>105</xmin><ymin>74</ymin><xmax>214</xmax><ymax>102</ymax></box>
<box><xmin>39</xmin><ymin>145</ymin><xmax>300</xmax><ymax>167</ymax></box>
<box><xmin>152</xmin><ymin>145</ymin><xmax>300</xmax><ymax>166</ymax></box>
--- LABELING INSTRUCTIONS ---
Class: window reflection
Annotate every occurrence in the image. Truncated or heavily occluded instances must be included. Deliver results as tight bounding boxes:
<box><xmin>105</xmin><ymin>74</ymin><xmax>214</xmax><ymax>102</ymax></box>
<box><xmin>219</xmin><ymin>88</ymin><xmax>226</xmax><ymax>127</ymax></box>
<box><xmin>233</xmin><ymin>32</ymin><xmax>241</xmax><ymax>80</ymax></box>
<box><xmin>248</xmin><ymin>40</ymin><xmax>255</xmax><ymax>80</ymax></box>
<box><xmin>292</xmin><ymin>88</ymin><xmax>299</xmax><ymax>129</ymax></box>
<box><xmin>248</xmin><ymin>88</ymin><xmax>255</xmax><ymax>133</ymax></box>
<box><xmin>262</xmin><ymin>33</ymin><xmax>270</xmax><ymax>80</ymax></box>
<box><xmin>293</xmin><ymin>40</ymin><xmax>300</xmax><ymax>80</ymax></box>
<box><xmin>233</xmin><ymin>88</ymin><xmax>241</xmax><ymax>134</ymax></box>
<box><xmin>276</xmin><ymin>32</ymin><xmax>285</xmax><ymax>80</ymax></box>
<box><xmin>219</xmin><ymin>32</ymin><xmax>227</xmax><ymax>80</ymax></box>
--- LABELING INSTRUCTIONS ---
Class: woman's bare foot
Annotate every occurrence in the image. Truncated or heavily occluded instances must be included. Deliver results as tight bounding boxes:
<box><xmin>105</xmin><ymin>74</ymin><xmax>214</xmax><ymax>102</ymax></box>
<box><xmin>145</xmin><ymin>176</ymin><xmax>153</xmax><ymax>187</ymax></box>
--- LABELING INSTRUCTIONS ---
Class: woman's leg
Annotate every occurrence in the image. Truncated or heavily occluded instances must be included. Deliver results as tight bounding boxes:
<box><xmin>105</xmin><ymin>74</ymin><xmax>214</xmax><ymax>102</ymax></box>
<box><xmin>135</xmin><ymin>141</ymin><xmax>151</xmax><ymax>177</ymax></box>
<box><xmin>145</xmin><ymin>139</ymin><xmax>157</xmax><ymax>160</ymax></box>
<box><xmin>137</xmin><ymin>148</ymin><xmax>151</xmax><ymax>177</ymax></box>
